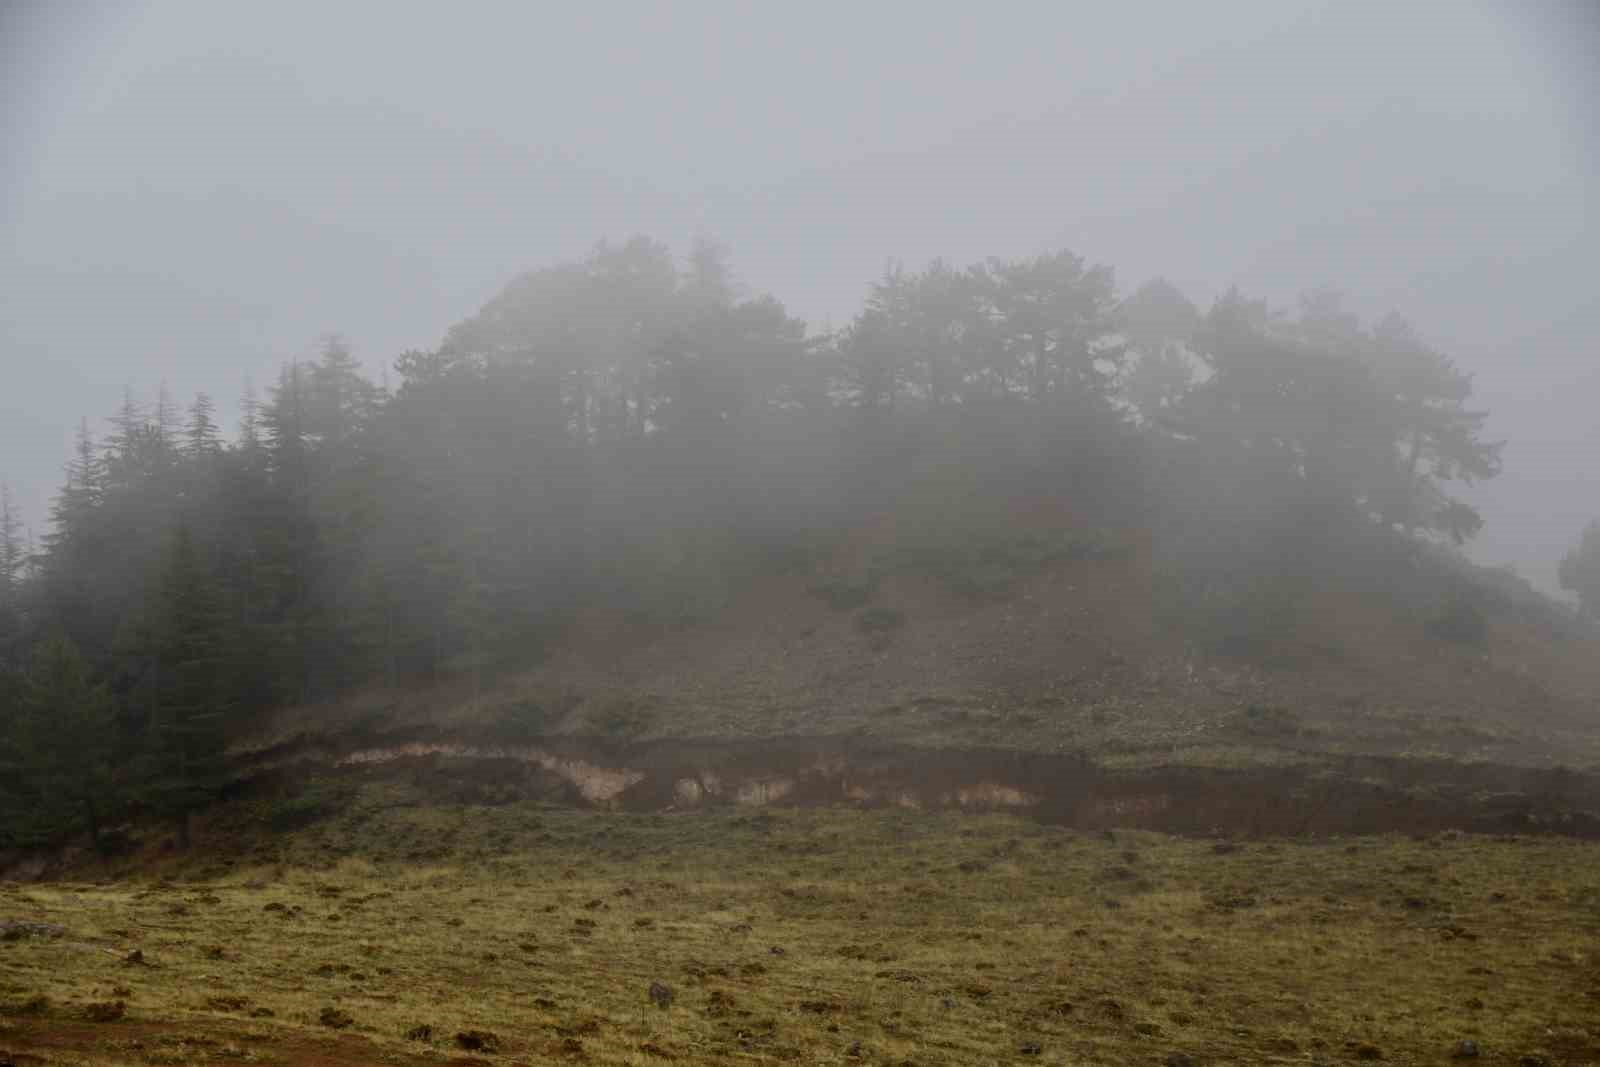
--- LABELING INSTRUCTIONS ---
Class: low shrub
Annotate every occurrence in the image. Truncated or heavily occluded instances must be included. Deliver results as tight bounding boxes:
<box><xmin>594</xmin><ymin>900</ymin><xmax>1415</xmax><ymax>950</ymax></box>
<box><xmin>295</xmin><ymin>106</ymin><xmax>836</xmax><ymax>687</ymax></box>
<box><xmin>264</xmin><ymin>780</ymin><xmax>356</xmax><ymax>832</ymax></box>
<box><xmin>1426</xmin><ymin>589</ymin><xmax>1488</xmax><ymax>645</ymax></box>
<box><xmin>855</xmin><ymin>606</ymin><xmax>906</xmax><ymax>634</ymax></box>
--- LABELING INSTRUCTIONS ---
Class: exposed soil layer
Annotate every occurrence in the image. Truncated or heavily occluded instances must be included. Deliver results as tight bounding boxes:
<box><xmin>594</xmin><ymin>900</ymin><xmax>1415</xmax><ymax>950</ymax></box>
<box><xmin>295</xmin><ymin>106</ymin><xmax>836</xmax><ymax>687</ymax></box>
<box><xmin>261</xmin><ymin>729</ymin><xmax>1600</xmax><ymax>839</ymax></box>
<box><xmin>0</xmin><ymin>1018</ymin><xmax>438</xmax><ymax>1067</ymax></box>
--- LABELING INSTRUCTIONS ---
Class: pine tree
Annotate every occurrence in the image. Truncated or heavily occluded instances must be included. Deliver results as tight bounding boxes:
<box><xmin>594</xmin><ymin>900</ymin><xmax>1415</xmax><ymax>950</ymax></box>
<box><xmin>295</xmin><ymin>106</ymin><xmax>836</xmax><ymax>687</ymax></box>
<box><xmin>0</xmin><ymin>484</ymin><xmax>25</xmax><ymax>654</ymax></box>
<box><xmin>1</xmin><ymin>633</ymin><xmax>116</xmax><ymax>848</ymax></box>
<box><xmin>145</xmin><ymin>525</ymin><xmax>231</xmax><ymax>848</ymax></box>
<box><xmin>185</xmin><ymin>392</ymin><xmax>222</xmax><ymax>458</ymax></box>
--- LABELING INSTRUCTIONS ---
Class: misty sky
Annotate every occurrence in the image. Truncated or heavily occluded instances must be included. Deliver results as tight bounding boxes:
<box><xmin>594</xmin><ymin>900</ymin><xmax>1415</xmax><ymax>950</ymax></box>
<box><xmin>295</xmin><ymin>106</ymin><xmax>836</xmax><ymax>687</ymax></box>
<box><xmin>3</xmin><ymin>0</ymin><xmax>1596</xmax><ymax>593</ymax></box>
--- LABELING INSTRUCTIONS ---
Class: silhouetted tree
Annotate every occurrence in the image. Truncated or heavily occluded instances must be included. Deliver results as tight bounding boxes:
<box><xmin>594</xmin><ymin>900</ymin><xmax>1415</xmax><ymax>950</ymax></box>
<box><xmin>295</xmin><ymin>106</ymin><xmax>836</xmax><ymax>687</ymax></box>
<box><xmin>1560</xmin><ymin>521</ymin><xmax>1600</xmax><ymax>620</ymax></box>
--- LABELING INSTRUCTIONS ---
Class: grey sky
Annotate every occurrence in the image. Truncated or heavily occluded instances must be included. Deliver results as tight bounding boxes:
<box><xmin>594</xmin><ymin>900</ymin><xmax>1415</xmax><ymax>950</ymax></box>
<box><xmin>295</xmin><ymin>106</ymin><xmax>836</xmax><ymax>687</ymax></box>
<box><xmin>3</xmin><ymin>0</ymin><xmax>1595</xmax><ymax>591</ymax></box>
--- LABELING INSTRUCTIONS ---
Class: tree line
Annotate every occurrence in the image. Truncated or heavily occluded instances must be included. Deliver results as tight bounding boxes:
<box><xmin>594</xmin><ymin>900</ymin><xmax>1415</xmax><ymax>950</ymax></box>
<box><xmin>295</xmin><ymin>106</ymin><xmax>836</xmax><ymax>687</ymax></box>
<box><xmin>0</xmin><ymin>236</ymin><xmax>1519</xmax><ymax>848</ymax></box>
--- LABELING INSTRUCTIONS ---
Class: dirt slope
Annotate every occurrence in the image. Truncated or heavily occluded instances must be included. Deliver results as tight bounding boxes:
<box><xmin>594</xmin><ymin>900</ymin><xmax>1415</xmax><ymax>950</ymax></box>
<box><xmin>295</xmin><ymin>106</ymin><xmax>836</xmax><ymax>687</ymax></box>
<box><xmin>247</xmin><ymin>523</ymin><xmax>1600</xmax><ymax>772</ymax></box>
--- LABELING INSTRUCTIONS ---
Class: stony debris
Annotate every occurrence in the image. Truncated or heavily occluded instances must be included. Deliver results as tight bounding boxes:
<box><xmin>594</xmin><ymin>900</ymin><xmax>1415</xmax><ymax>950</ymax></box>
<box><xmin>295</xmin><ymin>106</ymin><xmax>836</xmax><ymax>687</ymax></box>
<box><xmin>0</xmin><ymin>920</ymin><xmax>67</xmax><ymax>941</ymax></box>
<box><xmin>318</xmin><ymin>1005</ymin><xmax>353</xmax><ymax>1029</ymax></box>
<box><xmin>455</xmin><ymin>1030</ymin><xmax>500</xmax><ymax>1052</ymax></box>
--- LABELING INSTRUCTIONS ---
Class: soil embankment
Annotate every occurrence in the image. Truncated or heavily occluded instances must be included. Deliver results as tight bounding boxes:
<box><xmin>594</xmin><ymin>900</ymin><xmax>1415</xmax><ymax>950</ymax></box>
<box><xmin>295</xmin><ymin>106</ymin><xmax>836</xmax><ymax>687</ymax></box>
<box><xmin>251</xmin><ymin>730</ymin><xmax>1600</xmax><ymax>839</ymax></box>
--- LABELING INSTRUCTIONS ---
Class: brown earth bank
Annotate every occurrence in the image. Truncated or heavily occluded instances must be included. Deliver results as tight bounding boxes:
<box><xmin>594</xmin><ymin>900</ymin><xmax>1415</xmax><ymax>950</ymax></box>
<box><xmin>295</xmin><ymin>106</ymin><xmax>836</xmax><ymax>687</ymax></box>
<box><xmin>281</xmin><ymin>733</ymin><xmax>1600</xmax><ymax>837</ymax></box>
<box><xmin>9</xmin><ymin>734</ymin><xmax>1600</xmax><ymax>885</ymax></box>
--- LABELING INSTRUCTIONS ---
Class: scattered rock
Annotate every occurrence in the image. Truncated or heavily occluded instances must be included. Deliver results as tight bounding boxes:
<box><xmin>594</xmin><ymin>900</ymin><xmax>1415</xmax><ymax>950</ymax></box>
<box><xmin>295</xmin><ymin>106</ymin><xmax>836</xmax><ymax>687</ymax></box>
<box><xmin>122</xmin><ymin>949</ymin><xmax>150</xmax><ymax>967</ymax></box>
<box><xmin>455</xmin><ymin>1030</ymin><xmax>499</xmax><ymax>1052</ymax></box>
<box><xmin>249</xmin><ymin>1007</ymin><xmax>275</xmax><ymax>1018</ymax></box>
<box><xmin>0</xmin><ymin>920</ymin><xmax>67</xmax><ymax>941</ymax></box>
<box><xmin>1453</xmin><ymin>1040</ymin><xmax>1480</xmax><ymax>1059</ymax></box>
<box><xmin>769</xmin><ymin>945</ymin><xmax>787</xmax><ymax>956</ymax></box>
<box><xmin>404</xmin><ymin>1024</ymin><xmax>433</xmax><ymax>1042</ymax></box>
<box><xmin>83</xmin><ymin>1000</ymin><xmax>125</xmax><ymax>1022</ymax></box>
<box><xmin>1166</xmin><ymin>1054</ymin><xmax>1198</xmax><ymax>1067</ymax></box>
<box><xmin>1019</xmin><ymin>1040</ymin><xmax>1043</xmax><ymax>1055</ymax></box>
<box><xmin>649</xmin><ymin>982</ymin><xmax>674</xmax><ymax>1009</ymax></box>
<box><xmin>318</xmin><ymin>1006</ymin><xmax>353</xmax><ymax>1029</ymax></box>
<box><xmin>3</xmin><ymin>994</ymin><xmax>51</xmax><ymax>1017</ymax></box>
<box><xmin>1354</xmin><ymin>1043</ymin><xmax>1384</xmax><ymax>1060</ymax></box>
<box><xmin>799</xmin><ymin>999</ymin><xmax>842</xmax><ymax>1014</ymax></box>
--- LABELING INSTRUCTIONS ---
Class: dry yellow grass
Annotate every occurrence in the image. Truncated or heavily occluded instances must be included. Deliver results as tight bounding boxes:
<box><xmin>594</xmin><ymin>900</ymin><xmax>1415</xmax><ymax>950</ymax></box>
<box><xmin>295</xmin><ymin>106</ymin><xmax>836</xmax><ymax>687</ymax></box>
<box><xmin>4</xmin><ymin>796</ymin><xmax>1599</xmax><ymax>1065</ymax></box>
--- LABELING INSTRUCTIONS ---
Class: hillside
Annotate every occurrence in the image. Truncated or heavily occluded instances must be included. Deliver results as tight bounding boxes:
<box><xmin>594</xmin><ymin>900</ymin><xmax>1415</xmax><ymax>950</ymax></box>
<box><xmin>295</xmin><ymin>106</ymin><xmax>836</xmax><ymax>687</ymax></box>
<box><xmin>245</xmin><ymin>513</ymin><xmax>1600</xmax><ymax>775</ymax></box>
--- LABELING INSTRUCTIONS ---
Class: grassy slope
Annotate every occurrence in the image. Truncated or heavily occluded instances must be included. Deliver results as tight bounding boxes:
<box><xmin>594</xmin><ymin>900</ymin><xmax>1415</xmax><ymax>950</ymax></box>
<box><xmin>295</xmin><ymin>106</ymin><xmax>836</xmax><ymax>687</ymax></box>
<box><xmin>246</xmin><ymin>529</ymin><xmax>1600</xmax><ymax>772</ymax></box>
<box><xmin>4</xmin><ymin>796</ymin><xmax>1600</xmax><ymax>1066</ymax></box>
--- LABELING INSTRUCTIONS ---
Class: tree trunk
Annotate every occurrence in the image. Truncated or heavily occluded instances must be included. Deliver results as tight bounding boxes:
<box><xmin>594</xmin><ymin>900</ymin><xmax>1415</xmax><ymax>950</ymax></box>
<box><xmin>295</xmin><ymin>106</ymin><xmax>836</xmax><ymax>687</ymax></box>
<box><xmin>83</xmin><ymin>797</ymin><xmax>102</xmax><ymax>855</ymax></box>
<box><xmin>1401</xmin><ymin>429</ymin><xmax>1424</xmax><ymax>538</ymax></box>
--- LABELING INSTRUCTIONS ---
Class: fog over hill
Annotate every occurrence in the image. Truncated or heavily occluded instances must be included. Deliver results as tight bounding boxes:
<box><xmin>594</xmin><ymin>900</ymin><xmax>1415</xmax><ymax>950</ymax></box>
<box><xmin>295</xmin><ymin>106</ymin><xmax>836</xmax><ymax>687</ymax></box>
<box><xmin>3</xmin><ymin>0</ymin><xmax>1596</xmax><ymax>591</ymax></box>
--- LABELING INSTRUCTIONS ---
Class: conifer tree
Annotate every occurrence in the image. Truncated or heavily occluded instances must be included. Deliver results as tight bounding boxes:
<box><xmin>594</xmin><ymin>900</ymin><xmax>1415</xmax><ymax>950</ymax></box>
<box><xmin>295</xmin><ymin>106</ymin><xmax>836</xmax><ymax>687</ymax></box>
<box><xmin>1</xmin><ymin>633</ymin><xmax>115</xmax><ymax>848</ymax></box>
<box><xmin>145</xmin><ymin>525</ymin><xmax>231</xmax><ymax>848</ymax></box>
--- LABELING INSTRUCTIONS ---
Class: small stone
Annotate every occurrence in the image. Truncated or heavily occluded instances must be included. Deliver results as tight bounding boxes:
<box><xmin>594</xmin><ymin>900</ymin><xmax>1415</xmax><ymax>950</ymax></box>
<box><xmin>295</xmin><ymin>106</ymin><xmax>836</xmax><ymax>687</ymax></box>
<box><xmin>455</xmin><ymin>1030</ymin><xmax>499</xmax><ymax>1053</ymax></box>
<box><xmin>83</xmin><ymin>1000</ymin><xmax>125</xmax><ymax>1023</ymax></box>
<box><xmin>318</xmin><ymin>1006</ymin><xmax>353</xmax><ymax>1029</ymax></box>
<box><xmin>1020</xmin><ymin>1041</ymin><xmax>1043</xmax><ymax>1055</ymax></box>
<box><xmin>1453</xmin><ymin>1040</ymin><xmax>1480</xmax><ymax>1059</ymax></box>
<box><xmin>1166</xmin><ymin>1055</ymin><xmax>1198</xmax><ymax>1067</ymax></box>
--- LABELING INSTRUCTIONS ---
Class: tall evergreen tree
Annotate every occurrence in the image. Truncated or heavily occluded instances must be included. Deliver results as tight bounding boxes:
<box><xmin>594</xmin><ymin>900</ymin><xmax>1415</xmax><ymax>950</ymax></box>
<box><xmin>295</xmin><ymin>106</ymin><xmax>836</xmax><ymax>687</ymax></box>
<box><xmin>145</xmin><ymin>525</ymin><xmax>231</xmax><ymax>848</ymax></box>
<box><xmin>1</xmin><ymin>633</ymin><xmax>116</xmax><ymax>848</ymax></box>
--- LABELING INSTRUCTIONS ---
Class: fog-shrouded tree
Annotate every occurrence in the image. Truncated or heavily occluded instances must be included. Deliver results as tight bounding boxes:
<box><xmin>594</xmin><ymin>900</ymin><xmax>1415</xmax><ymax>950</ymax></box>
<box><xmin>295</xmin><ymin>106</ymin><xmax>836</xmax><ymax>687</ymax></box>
<box><xmin>1560</xmin><ymin>521</ymin><xmax>1600</xmax><ymax>621</ymax></box>
<box><xmin>0</xmin><ymin>484</ymin><xmax>27</xmax><ymax>662</ymax></box>
<box><xmin>144</xmin><ymin>525</ymin><xmax>232</xmax><ymax>848</ymax></box>
<box><xmin>1</xmin><ymin>632</ymin><xmax>116</xmax><ymax>849</ymax></box>
<box><xmin>1118</xmin><ymin>278</ymin><xmax>1203</xmax><ymax>424</ymax></box>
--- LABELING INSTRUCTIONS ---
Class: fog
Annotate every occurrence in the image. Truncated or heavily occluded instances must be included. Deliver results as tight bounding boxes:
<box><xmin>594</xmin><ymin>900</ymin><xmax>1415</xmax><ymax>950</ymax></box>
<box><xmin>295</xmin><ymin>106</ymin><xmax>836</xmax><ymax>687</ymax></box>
<box><xmin>3</xmin><ymin>0</ymin><xmax>1596</xmax><ymax>591</ymax></box>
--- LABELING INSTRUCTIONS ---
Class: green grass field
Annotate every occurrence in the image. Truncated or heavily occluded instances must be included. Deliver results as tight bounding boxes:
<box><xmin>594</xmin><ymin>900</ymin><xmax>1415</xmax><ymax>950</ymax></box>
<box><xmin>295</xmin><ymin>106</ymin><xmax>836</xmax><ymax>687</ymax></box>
<box><xmin>4</xmin><ymin>794</ymin><xmax>1599</xmax><ymax>1065</ymax></box>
